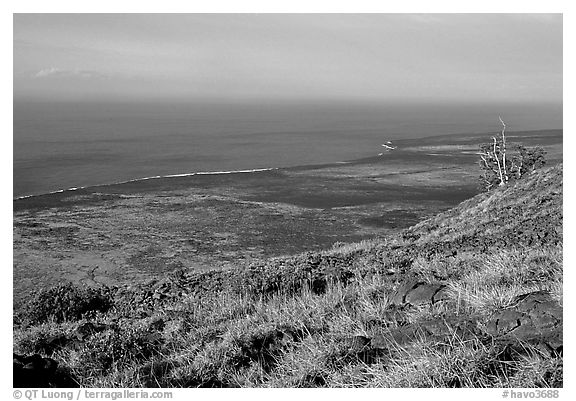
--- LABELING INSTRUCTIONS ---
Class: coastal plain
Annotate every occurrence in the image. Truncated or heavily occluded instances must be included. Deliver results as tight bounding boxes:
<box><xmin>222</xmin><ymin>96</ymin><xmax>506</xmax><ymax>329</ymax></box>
<box><xmin>13</xmin><ymin>130</ymin><xmax>562</xmax><ymax>309</ymax></box>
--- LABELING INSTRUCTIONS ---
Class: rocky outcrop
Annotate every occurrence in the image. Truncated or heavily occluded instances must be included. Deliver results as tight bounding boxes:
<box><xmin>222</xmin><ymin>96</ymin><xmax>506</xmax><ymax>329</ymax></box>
<box><xmin>342</xmin><ymin>280</ymin><xmax>562</xmax><ymax>367</ymax></box>
<box><xmin>485</xmin><ymin>291</ymin><xmax>562</xmax><ymax>357</ymax></box>
<box><xmin>389</xmin><ymin>278</ymin><xmax>449</xmax><ymax>306</ymax></box>
<box><xmin>13</xmin><ymin>353</ymin><xmax>78</xmax><ymax>388</ymax></box>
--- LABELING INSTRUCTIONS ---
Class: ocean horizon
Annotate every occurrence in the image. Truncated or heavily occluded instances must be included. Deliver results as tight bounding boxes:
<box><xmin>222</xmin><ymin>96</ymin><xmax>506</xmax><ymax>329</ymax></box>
<box><xmin>13</xmin><ymin>100</ymin><xmax>562</xmax><ymax>199</ymax></box>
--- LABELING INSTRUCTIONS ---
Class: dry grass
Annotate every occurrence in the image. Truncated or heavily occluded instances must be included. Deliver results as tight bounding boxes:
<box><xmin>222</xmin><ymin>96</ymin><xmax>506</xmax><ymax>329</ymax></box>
<box><xmin>13</xmin><ymin>244</ymin><xmax>563</xmax><ymax>387</ymax></box>
<box><xmin>446</xmin><ymin>247</ymin><xmax>562</xmax><ymax>317</ymax></box>
<box><xmin>13</xmin><ymin>165</ymin><xmax>563</xmax><ymax>387</ymax></box>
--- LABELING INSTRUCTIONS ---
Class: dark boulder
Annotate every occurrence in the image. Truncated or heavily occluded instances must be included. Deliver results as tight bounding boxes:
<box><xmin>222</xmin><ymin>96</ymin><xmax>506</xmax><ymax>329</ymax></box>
<box><xmin>390</xmin><ymin>278</ymin><xmax>449</xmax><ymax>307</ymax></box>
<box><xmin>13</xmin><ymin>353</ymin><xmax>78</xmax><ymax>388</ymax></box>
<box><xmin>341</xmin><ymin>335</ymin><xmax>388</xmax><ymax>364</ymax></box>
<box><xmin>372</xmin><ymin>317</ymin><xmax>481</xmax><ymax>347</ymax></box>
<box><xmin>485</xmin><ymin>290</ymin><xmax>562</xmax><ymax>356</ymax></box>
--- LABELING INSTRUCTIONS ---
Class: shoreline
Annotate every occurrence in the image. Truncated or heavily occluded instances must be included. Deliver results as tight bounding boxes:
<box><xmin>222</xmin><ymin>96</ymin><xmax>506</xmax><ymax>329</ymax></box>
<box><xmin>13</xmin><ymin>128</ymin><xmax>562</xmax><ymax>203</ymax></box>
<box><xmin>13</xmin><ymin>167</ymin><xmax>281</xmax><ymax>201</ymax></box>
<box><xmin>12</xmin><ymin>151</ymin><xmax>394</xmax><ymax>208</ymax></box>
<box><xmin>13</xmin><ymin>128</ymin><xmax>563</xmax><ymax>307</ymax></box>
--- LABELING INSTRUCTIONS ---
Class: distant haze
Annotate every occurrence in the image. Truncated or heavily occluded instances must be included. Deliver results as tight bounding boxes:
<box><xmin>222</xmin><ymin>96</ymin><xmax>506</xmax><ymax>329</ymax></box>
<box><xmin>14</xmin><ymin>14</ymin><xmax>562</xmax><ymax>104</ymax></box>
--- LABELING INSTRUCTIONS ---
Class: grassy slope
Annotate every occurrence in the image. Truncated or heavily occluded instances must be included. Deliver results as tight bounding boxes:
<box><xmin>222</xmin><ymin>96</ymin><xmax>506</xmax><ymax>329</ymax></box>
<box><xmin>14</xmin><ymin>164</ymin><xmax>563</xmax><ymax>388</ymax></box>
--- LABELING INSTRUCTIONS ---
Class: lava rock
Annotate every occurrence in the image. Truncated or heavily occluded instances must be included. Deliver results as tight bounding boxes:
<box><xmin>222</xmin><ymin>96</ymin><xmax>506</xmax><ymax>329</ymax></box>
<box><xmin>485</xmin><ymin>291</ymin><xmax>562</xmax><ymax>356</ymax></box>
<box><xmin>390</xmin><ymin>278</ymin><xmax>449</xmax><ymax>307</ymax></box>
<box><xmin>13</xmin><ymin>353</ymin><xmax>78</xmax><ymax>388</ymax></box>
<box><xmin>405</xmin><ymin>283</ymin><xmax>447</xmax><ymax>306</ymax></box>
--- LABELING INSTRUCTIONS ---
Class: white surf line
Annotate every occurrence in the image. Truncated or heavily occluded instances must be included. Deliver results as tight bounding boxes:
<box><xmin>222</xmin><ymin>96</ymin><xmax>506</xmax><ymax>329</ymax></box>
<box><xmin>165</xmin><ymin>167</ymin><xmax>279</xmax><ymax>178</ymax></box>
<box><xmin>15</xmin><ymin>186</ymin><xmax>88</xmax><ymax>200</ymax></box>
<box><xmin>14</xmin><ymin>167</ymin><xmax>280</xmax><ymax>200</ymax></box>
<box><xmin>16</xmin><ymin>151</ymin><xmax>397</xmax><ymax>201</ymax></box>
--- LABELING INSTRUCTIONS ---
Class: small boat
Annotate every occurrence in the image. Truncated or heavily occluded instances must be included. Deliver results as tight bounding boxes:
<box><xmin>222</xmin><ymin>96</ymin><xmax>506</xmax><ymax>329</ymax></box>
<box><xmin>381</xmin><ymin>142</ymin><xmax>397</xmax><ymax>150</ymax></box>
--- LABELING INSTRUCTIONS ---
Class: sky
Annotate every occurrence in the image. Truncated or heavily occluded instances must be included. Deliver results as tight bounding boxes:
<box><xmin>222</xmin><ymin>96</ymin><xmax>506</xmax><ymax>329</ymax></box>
<box><xmin>13</xmin><ymin>13</ymin><xmax>563</xmax><ymax>104</ymax></box>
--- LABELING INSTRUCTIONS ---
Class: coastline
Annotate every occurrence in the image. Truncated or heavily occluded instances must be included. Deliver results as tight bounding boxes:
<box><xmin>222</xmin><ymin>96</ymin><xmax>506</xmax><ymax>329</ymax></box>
<box><xmin>13</xmin><ymin>129</ymin><xmax>563</xmax><ymax>308</ymax></box>
<box><xmin>13</xmin><ymin>167</ymin><xmax>281</xmax><ymax>201</ymax></box>
<box><xmin>13</xmin><ymin>128</ymin><xmax>563</xmax><ymax>204</ymax></box>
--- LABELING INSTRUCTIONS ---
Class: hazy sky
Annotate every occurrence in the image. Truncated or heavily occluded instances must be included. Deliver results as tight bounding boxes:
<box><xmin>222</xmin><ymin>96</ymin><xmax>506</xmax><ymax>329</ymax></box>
<box><xmin>13</xmin><ymin>13</ymin><xmax>562</xmax><ymax>103</ymax></box>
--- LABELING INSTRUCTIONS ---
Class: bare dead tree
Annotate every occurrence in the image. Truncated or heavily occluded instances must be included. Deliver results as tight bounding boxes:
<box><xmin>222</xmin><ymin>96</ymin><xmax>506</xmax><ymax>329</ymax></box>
<box><xmin>478</xmin><ymin>119</ymin><xmax>508</xmax><ymax>189</ymax></box>
<box><xmin>478</xmin><ymin>117</ymin><xmax>509</xmax><ymax>189</ymax></box>
<box><xmin>492</xmin><ymin>136</ymin><xmax>505</xmax><ymax>186</ymax></box>
<box><xmin>478</xmin><ymin>117</ymin><xmax>547</xmax><ymax>192</ymax></box>
<box><xmin>499</xmin><ymin>116</ymin><xmax>508</xmax><ymax>183</ymax></box>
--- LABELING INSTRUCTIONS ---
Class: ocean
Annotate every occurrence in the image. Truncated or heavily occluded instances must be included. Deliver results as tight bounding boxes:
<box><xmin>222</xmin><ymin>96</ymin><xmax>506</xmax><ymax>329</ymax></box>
<box><xmin>13</xmin><ymin>101</ymin><xmax>562</xmax><ymax>199</ymax></box>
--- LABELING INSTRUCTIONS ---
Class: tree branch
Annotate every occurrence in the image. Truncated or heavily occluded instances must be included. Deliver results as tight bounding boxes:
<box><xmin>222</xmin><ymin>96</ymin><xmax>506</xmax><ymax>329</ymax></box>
<box><xmin>499</xmin><ymin>116</ymin><xmax>508</xmax><ymax>182</ymax></box>
<box><xmin>492</xmin><ymin>136</ymin><xmax>505</xmax><ymax>186</ymax></box>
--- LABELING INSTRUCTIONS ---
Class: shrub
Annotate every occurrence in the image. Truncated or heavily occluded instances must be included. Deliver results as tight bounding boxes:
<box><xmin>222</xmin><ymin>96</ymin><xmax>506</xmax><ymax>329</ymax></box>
<box><xmin>511</xmin><ymin>145</ymin><xmax>546</xmax><ymax>179</ymax></box>
<box><xmin>478</xmin><ymin>118</ymin><xmax>546</xmax><ymax>191</ymax></box>
<box><xmin>78</xmin><ymin>326</ymin><xmax>164</xmax><ymax>374</ymax></box>
<box><xmin>24</xmin><ymin>282</ymin><xmax>114</xmax><ymax>324</ymax></box>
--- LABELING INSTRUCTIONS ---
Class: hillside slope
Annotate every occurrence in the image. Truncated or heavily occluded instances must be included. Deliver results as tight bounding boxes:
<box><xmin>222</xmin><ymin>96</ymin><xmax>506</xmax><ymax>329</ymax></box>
<box><xmin>405</xmin><ymin>163</ymin><xmax>562</xmax><ymax>248</ymax></box>
<box><xmin>14</xmin><ymin>164</ymin><xmax>563</xmax><ymax>388</ymax></box>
